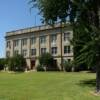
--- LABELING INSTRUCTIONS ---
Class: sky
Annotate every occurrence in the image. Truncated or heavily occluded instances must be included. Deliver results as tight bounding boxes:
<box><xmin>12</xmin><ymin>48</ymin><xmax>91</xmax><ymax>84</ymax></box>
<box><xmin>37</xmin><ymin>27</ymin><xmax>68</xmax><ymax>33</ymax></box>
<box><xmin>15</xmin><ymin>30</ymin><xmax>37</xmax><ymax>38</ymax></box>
<box><xmin>0</xmin><ymin>0</ymin><xmax>42</xmax><ymax>58</ymax></box>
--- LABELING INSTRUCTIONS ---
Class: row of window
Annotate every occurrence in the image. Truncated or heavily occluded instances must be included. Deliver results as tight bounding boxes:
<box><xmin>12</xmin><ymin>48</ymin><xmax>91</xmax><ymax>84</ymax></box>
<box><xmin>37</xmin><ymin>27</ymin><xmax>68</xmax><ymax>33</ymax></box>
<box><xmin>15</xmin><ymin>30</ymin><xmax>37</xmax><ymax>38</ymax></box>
<box><xmin>7</xmin><ymin>32</ymin><xmax>71</xmax><ymax>48</ymax></box>
<box><xmin>10</xmin><ymin>46</ymin><xmax>71</xmax><ymax>57</ymax></box>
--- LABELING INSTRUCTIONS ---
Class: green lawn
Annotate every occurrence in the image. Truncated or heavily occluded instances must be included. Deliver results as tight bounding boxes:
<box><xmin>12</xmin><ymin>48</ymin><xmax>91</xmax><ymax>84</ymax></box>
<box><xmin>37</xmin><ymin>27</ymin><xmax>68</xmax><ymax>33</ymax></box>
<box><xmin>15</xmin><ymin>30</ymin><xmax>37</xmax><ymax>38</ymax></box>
<box><xmin>0</xmin><ymin>72</ymin><xmax>99</xmax><ymax>100</ymax></box>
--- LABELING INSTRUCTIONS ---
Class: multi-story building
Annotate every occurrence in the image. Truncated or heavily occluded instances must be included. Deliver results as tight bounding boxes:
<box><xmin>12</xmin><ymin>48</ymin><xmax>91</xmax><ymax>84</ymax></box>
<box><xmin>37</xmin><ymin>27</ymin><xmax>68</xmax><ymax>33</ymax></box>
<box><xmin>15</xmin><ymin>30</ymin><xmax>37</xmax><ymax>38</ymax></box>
<box><xmin>5</xmin><ymin>23</ymin><xmax>73</xmax><ymax>70</ymax></box>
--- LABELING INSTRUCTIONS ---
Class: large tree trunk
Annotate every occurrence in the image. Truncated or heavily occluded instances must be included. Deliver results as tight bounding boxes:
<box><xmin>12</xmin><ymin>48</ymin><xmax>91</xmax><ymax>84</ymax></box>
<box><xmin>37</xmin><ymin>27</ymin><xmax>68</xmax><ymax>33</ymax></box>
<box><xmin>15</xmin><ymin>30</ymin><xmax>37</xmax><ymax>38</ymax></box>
<box><xmin>96</xmin><ymin>62</ymin><xmax>100</xmax><ymax>93</ymax></box>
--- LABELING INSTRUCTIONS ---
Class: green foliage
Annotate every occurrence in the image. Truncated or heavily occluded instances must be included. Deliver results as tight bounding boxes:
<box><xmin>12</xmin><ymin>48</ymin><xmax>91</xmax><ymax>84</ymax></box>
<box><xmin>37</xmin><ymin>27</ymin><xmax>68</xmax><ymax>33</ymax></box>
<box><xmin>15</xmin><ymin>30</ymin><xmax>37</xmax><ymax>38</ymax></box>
<box><xmin>73</xmin><ymin>19</ymin><xmax>100</xmax><ymax>68</ymax></box>
<box><xmin>63</xmin><ymin>61</ymin><xmax>73</xmax><ymax>72</ymax></box>
<box><xmin>36</xmin><ymin>65</ymin><xmax>44</xmax><ymax>71</ymax></box>
<box><xmin>7</xmin><ymin>54</ymin><xmax>26</xmax><ymax>72</ymax></box>
<box><xmin>71</xmin><ymin>0</ymin><xmax>100</xmax><ymax>69</ymax></box>
<box><xmin>30</xmin><ymin>0</ymin><xmax>71</xmax><ymax>24</ymax></box>
<box><xmin>6</xmin><ymin>57</ymin><xmax>13</xmax><ymax>71</ymax></box>
<box><xmin>0</xmin><ymin>58</ymin><xmax>6</xmax><ymax>70</ymax></box>
<box><xmin>39</xmin><ymin>53</ymin><xmax>54</xmax><ymax>68</ymax></box>
<box><xmin>38</xmin><ymin>53</ymin><xmax>59</xmax><ymax>71</ymax></box>
<box><xmin>71</xmin><ymin>1</ymin><xmax>100</xmax><ymax>91</ymax></box>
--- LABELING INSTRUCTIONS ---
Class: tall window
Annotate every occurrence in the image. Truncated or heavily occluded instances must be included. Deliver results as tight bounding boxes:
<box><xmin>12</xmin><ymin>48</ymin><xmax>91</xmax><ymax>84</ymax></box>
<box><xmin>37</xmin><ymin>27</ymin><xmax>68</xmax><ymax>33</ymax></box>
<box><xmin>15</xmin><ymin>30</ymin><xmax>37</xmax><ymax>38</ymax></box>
<box><xmin>64</xmin><ymin>46</ymin><xmax>71</xmax><ymax>54</ymax></box>
<box><xmin>40</xmin><ymin>36</ymin><xmax>46</xmax><ymax>44</ymax></box>
<box><xmin>51</xmin><ymin>47</ymin><xmax>57</xmax><ymax>55</ymax></box>
<box><xmin>31</xmin><ymin>49</ymin><xmax>36</xmax><ymax>56</ymax></box>
<box><xmin>14</xmin><ymin>40</ymin><xmax>19</xmax><ymax>47</ymax></box>
<box><xmin>51</xmin><ymin>34</ymin><xmax>57</xmax><ymax>43</ymax></box>
<box><xmin>41</xmin><ymin>48</ymin><xmax>46</xmax><ymax>54</ymax></box>
<box><xmin>31</xmin><ymin>37</ymin><xmax>36</xmax><ymax>45</ymax></box>
<box><xmin>22</xmin><ymin>38</ymin><xmax>27</xmax><ymax>46</ymax></box>
<box><xmin>7</xmin><ymin>41</ymin><xmax>11</xmax><ymax>48</ymax></box>
<box><xmin>22</xmin><ymin>49</ymin><xmax>27</xmax><ymax>57</ymax></box>
<box><xmin>64</xmin><ymin>32</ymin><xmax>70</xmax><ymax>41</ymax></box>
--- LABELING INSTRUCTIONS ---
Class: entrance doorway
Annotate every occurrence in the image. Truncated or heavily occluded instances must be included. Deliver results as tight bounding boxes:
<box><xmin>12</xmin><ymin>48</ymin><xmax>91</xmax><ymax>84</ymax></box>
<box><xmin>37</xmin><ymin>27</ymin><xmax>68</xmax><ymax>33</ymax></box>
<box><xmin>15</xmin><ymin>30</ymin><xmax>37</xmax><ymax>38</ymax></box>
<box><xmin>31</xmin><ymin>60</ymin><xmax>35</xmax><ymax>70</ymax></box>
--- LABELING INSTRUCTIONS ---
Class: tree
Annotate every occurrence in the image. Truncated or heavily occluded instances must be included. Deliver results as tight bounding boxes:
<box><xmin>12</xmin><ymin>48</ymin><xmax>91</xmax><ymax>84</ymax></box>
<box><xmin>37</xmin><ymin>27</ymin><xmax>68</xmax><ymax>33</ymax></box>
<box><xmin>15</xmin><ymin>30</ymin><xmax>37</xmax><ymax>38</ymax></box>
<box><xmin>63</xmin><ymin>60</ymin><xmax>73</xmax><ymax>72</ymax></box>
<box><xmin>30</xmin><ymin>0</ymin><xmax>100</xmax><ymax>93</ymax></box>
<box><xmin>7</xmin><ymin>54</ymin><xmax>26</xmax><ymax>71</ymax></box>
<box><xmin>72</xmin><ymin>1</ymin><xmax>100</xmax><ymax>93</ymax></box>
<box><xmin>38</xmin><ymin>53</ymin><xmax>54</xmax><ymax>71</ymax></box>
<box><xmin>29</xmin><ymin>0</ymin><xmax>70</xmax><ymax>24</ymax></box>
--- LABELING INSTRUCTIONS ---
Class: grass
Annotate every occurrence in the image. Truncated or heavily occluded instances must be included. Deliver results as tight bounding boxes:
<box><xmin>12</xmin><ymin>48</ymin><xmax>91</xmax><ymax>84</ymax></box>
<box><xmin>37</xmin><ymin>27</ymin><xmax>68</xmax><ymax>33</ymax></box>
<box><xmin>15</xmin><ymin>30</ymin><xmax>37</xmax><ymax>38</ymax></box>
<box><xmin>0</xmin><ymin>71</ymin><xmax>99</xmax><ymax>100</ymax></box>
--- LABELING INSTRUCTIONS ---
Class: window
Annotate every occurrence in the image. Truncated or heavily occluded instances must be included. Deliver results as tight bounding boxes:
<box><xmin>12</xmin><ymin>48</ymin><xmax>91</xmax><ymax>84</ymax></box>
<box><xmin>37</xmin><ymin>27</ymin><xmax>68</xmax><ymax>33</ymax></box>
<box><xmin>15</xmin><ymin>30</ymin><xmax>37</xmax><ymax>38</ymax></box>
<box><xmin>64</xmin><ymin>46</ymin><xmax>71</xmax><ymax>54</ymax></box>
<box><xmin>31</xmin><ymin>49</ymin><xmax>36</xmax><ymax>56</ymax></box>
<box><xmin>40</xmin><ymin>36</ymin><xmax>46</xmax><ymax>44</ymax></box>
<box><xmin>6</xmin><ymin>51</ymin><xmax>10</xmax><ymax>57</ymax></box>
<box><xmin>41</xmin><ymin>48</ymin><xmax>46</xmax><ymax>54</ymax></box>
<box><xmin>7</xmin><ymin>41</ymin><xmax>11</xmax><ymax>48</ymax></box>
<box><xmin>51</xmin><ymin>34</ymin><xmax>57</xmax><ymax>43</ymax></box>
<box><xmin>51</xmin><ymin>47</ymin><xmax>57</xmax><ymax>54</ymax></box>
<box><xmin>22</xmin><ymin>38</ymin><xmax>27</xmax><ymax>46</ymax></box>
<box><xmin>31</xmin><ymin>37</ymin><xmax>36</xmax><ymax>45</ymax></box>
<box><xmin>22</xmin><ymin>49</ymin><xmax>27</xmax><ymax>57</ymax></box>
<box><xmin>64</xmin><ymin>32</ymin><xmax>70</xmax><ymax>41</ymax></box>
<box><xmin>14</xmin><ymin>40</ymin><xmax>19</xmax><ymax>47</ymax></box>
<box><xmin>14</xmin><ymin>50</ymin><xmax>19</xmax><ymax>55</ymax></box>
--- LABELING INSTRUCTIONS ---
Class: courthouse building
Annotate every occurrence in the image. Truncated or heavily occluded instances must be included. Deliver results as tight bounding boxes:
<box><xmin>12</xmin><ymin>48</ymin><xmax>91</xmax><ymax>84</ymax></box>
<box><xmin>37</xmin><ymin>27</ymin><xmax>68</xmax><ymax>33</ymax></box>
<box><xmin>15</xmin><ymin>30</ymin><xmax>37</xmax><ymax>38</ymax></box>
<box><xmin>5</xmin><ymin>23</ymin><xmax>73</xmax><ymax>70</ymax></box>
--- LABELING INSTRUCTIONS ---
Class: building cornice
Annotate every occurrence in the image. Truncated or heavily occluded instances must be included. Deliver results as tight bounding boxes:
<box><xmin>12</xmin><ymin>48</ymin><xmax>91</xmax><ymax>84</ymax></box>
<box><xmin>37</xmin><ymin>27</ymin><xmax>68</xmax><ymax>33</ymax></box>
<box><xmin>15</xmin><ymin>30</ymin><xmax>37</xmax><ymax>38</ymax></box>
<box><xmin>5</xmin><ymin>23</ymin><xmax>72</xmax><ymax>38</ymax></box>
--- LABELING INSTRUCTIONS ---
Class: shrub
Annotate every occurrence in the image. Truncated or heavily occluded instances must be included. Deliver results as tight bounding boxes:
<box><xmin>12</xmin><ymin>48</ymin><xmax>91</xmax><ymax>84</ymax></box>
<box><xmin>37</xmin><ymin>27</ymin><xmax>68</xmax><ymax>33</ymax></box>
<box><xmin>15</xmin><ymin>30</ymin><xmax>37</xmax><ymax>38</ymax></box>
<box><xmin>36</xmin><ymin>65</ymin><xmax>45</xmax><ymax>71</ymax></box>
<box><xmin>63</xmin><ymin>61</ymin><xmax>73</xmax><ymax>72</ymax></box>
<box><xmin>72</xmin><ymin>61</ymin><xmax>88</xmax><ymax>72</ymax></box>
<box><xmin>38</xmin><ymin>53</ymin><xmax>54</xmax><ymax>71</ymax></box>
<box><xmin>7</xmin><ymin>54</ymin><xmax>26</xmax><ymax>72</ymax></box>
<box><xmin>6</xmin><ymin>57</ymin><xmax>14</xmax><ymax>71</ymax></box>
<box><xmin>88</xmin><ymin>65</ymin><xmax>96</xmax><ymax>72</ymax></box>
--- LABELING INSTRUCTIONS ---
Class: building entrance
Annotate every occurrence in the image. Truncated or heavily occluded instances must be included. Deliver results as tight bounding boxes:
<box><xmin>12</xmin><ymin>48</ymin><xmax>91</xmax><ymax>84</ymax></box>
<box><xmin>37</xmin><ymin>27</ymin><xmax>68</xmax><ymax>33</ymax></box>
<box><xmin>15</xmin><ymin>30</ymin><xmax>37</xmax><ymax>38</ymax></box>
<box><xmin>31</xmin><ymin>60</ymin><xmax>35</xmax><ymax>70</ymax></box>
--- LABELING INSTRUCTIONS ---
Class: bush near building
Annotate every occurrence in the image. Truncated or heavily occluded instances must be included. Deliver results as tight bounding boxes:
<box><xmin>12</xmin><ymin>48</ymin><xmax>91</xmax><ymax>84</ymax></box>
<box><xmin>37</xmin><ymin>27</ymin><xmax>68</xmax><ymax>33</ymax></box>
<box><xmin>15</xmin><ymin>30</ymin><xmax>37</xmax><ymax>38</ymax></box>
<box><xmin>63</xmin><ymin>60</ymin><xmax>89</xmax><ymax>72</ymax></box>
<box><xmin>38</xmin><ymin>53</ymin><xmax>59</xmax><ymax>71</ymax></box>
<box><xmin>7</xmin><ymin>54</ymin><xmax>26</xmax><ymax>72</ymax></box>
<box><xmin>63</xmin><ymin>61</ymin><xmax>73</xmax><ymax>72</ymax></box>
<box><xmin>36</xmin><ymin>65</ymin><xmax>45</xmax><ymax>71</ymax></box>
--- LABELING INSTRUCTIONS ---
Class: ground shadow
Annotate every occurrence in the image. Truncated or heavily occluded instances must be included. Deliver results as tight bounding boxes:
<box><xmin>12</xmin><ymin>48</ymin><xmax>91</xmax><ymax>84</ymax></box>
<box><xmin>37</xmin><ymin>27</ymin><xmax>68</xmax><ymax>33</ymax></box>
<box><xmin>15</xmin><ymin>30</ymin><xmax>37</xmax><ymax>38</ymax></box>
<box><xmin>78</xmin><ymin>79</ymin><xmax>96</xmax><ymax>87</ymax></box>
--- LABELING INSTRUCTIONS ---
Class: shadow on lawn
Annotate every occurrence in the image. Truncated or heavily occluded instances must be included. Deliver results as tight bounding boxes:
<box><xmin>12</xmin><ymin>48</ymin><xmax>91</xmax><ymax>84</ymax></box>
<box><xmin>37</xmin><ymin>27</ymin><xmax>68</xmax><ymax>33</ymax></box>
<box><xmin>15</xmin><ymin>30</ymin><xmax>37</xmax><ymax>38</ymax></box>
<box><xmin>78</xmin><ymin>79</ymin><xmax>96</xmax><ymax>87</ymax></box>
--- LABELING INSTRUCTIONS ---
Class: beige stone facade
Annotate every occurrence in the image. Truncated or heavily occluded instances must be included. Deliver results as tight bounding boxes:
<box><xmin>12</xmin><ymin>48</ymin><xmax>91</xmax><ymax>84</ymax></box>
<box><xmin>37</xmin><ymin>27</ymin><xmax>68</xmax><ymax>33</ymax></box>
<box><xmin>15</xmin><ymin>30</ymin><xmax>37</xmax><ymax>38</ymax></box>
<box><xmin>5</xmin><ymin>23</ymin><xmax>73</xmax><ymax>70</ymax></box>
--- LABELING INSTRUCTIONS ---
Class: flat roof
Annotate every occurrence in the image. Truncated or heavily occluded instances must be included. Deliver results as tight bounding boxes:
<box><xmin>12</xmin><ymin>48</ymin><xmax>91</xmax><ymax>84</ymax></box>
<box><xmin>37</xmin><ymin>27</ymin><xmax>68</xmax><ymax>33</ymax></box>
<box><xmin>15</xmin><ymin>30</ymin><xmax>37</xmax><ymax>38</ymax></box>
<box><xmin>6</xmin><ymin>23</ymin><xmax>71</xmax><ymax>37</ymax></box>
